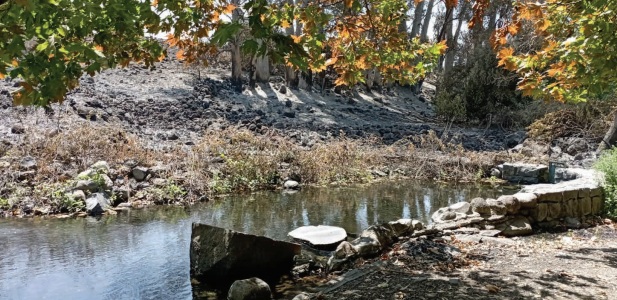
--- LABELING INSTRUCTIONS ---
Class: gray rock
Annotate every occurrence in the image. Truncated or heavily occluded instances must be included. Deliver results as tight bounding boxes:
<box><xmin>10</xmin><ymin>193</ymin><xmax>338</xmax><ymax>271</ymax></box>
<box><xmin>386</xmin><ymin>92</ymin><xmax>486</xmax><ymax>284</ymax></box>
<box><xmin>564</xmin><ymin>217</ymin><xmax>581</xmax><ymax>229</ymax></box>
<box><xmin>288</xmin><ymin>225</ymin><xmax>347</xmax><ymax>249</ymax></box>
<box><xmin>190</xmin><ymin>224</ymin><xmax>301</xmax><ymax>284</ymax></box>
<box><xmin>11</xmin><ymin>125</ymin><xmax>25</xmax><ymax>134</ymax></box>
<box><xmin>132</xmin><ymin>166</ymin><xmax>149</xmax><ymax>181</ymax></box>
<box><xmin>485</xmin><ymin>198</ymin><xmax>507</xmax><ymax>217</ymax></box>
<box><xmin>101</xmin><ymin>174</ymin><xmax>114</xmax><ymax>190</ymax></box>
<box><xmin>90</xmin><ymin>161</ymin><xmax>110</xmax><ymax>174</ymax></box>
<box><xmin>360</xmin><ymin>224</ymin><xmax>397</xmax><ymax>247</ymax></box>
<box><xmin>350</xmin><ymin>237</ymin><xmax>381</xmax><ymax>257</ymax></box>
<box><xmin>19</xmin><ymin>156</ymin><xmax>37</xmax><ymax>171</ymax></box>
<box><xmin>292</xmin><ymin>293</ymin><xmax>311</xmax><ymax>300</ymax></box>
<box><xmin>497</xmin><ymin>195</ymin><xmax>520</xmax><ymax>214</ymax></box>
<box><xmin>388</xmin><ymin>218</ymin><xmax>414</xmax><ymax>236</ymax></box>
<box><xmin>85</xmin><ymin>193</ymin><xmax>111</xmax><ymax>215</ymax></box>
<box><xmin>227</xmin><ymin>277</ymin><xmax>272</xmax><ymax>300</ymax></box>
<box><xmin>74</xmin><ymin>180</ymin><xmax>99</xmax><ymax>192</ymax></box>
<box><xmin>411</xmin><ymin>220</ymin><xmax>424</xmax><ymax>231</ymax></box>
<box><xmin>371</xmin><ymin>170</ymin><xmax>388</xmax><ymax>177</ymax></box>
<box><xmin>497</xmin><ymin>216</ymin><xmax>533</xmax><ymax>237</ymax></box>
<box><xmin>449</xmin><ymin>202</ymin><xmax>471</xmax><ymax>214</ymax></box>
<box><xmin>283</xmin><ymin>180</ymin><xmax>300</xmax><ymax>190</ymax></box>
<box><xmin>279</xmin><ymin>85</ymin><xmax>287</xmax><ymax>94</ymax></box>
<box><xmin>490</xmin><ymin>168</ymin><xmax>501</xmax><ymax>178</ymax></box>
<box><xmin>333</xmin><ymin>241</ymin><xmax>357</xmax><ymax>259</ymax></box>
<box><xmin>514</xmin><ymin>193</ymin><xmax>538</xmax><ymax>208</ymax></box>
<box><xmin>470</xmin><ymin>198</ymin><xmax>490</xmax><ymax>215</ymax></box>
<box><xmin>70</xmin><ymin>190</ymin><xmax>86</xmax><ymax>202</ymax></box>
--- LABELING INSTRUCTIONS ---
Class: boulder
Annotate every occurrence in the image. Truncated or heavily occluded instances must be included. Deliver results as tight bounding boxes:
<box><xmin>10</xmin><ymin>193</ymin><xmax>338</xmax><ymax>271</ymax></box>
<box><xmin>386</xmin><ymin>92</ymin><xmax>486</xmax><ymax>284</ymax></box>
<box><xmin>350</xmin><ymin>237</ymin><xmax>381</xmax><ymax>257</ymax></box>
<box><xmin>283</xmin><ymin>180</ymin><xmax>300</xmax><ymax>190</ymax></box>
<box><xmin>497</xmin><ymin>216</ymin><xmax>533</xmax><ymax>237</ymax></box>
<box><xmin>388</xmin><ymin>219</ymin><xmax>414</xmax><ymax>236</ymax></box>
<box><xmin>411</xmin><ymin>220</ymin><xmax>424</xmax><ymax>231</ymax></box>
<box><xmin>497</xmin><ymin>195</ymin><xmax>520</xmax><ymax>214</ymax></box>
<box><xmin>333</xmin><ymin>241</ymin><xmax>357</xmax><ymax>259</ymax></box>
<box><xmin>291</xmin><ymin>293</ymin><xmax>311</xmax><ymax>300</ymax></box>
<box><xmin>485</xmin><ymin>198</ymin><xmax>507</xmax><ymax>217</ymax></box>
<box><xmin>288</xmin><ymin>225</ymin><xmax>347</xmax><ymax>249</ymax></box>
<box><xmin>74</xmin><ymin>180</ymin><xmax>99</xmax><ymax>192</ymax></box>
<box><xmin>227</xmin><ymin>277</ymin><xmax>272</xmax><ymax>300</ymax></box>
<box><xmin>514</xmin><ymin>193</ymin><xmax>538</xmax><ymax>208</ymax></box>
<box><xmin>90</xmin><ymin>161</ymin><xmax>110</xmax><ymax>173</ymax></box>
<box><xmin>190</xmin><ymin>224</ymin><xmax>301</xmax><ymax>285</ymax></box>
<box><xmin>449</xmin><ymin>202</ymin><xmax>471</xmax><ymax>214</ymax></box>
<box><xmin>564</xmin><ymin>217</ymin><xmax>581</xmax><ymax>229</ymax></box>
<box><xmin>85</xmin><ymin>193</ymin><xmax>111</xmax><ymax>215</ymax></box>
<box><xmin>470</xmin><ymin>198</ymin><xmax>490</xmax><ymax>215</ymax></box>
<box><xmin>360</xmin><ymin>224</ymin><xmax>397</xmax><ymax>247</ymax></box>
<box><xmin>132</xmin><ymin>166</ymin><xmax>149</xmax><ymax>181</ymax></box>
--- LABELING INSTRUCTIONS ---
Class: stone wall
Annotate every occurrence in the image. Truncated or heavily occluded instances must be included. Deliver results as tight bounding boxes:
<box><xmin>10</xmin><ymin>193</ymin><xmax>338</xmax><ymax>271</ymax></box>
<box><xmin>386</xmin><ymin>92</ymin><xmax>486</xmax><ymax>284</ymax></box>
<box><xmin>498</xmin><ymin>162</ymin><xmax>579</xmax><ymax>184</ymax></box>
<box><xmin>431</xmin><ymin>168</ymin><xmax>604</xmax><ymax>235</ymax></box>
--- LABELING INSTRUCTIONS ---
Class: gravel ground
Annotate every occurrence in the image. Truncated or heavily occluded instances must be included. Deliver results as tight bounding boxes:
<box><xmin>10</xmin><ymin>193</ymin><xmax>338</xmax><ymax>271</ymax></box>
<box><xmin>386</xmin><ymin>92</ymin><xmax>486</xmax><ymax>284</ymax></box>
<box><xmin>308</xmin><ymin>223</ymin><xmax>617</xmax><ymax>300</ymax></box>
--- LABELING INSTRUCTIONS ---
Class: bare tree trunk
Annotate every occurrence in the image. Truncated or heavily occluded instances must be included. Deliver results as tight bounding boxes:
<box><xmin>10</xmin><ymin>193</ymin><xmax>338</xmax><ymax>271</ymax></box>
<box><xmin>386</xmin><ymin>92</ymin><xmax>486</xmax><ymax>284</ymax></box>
<box><xmin>438</xmin><ymin>6</ymin><xmax>453</xmax><ymax>71</ymax></box>
<box><xmin>444</xmin><ymin>0</ymin><xmax>469</xmax><ymax>73</ymax></box>
<box><xmin>410</xmin><ymin>0</ymin><xmax>425</xmax><ymax>38</ymax></box>
<box><xmin>285</xmin><ymin>0</ymin><xmax>298</xmax><ymax>88</ymax></box>
<box><xmin>420</xmin><ymin>0</ymin><xmax>434</xmax><ymax>42</ymax></box>
<box><xmin>598</xmin><ymin>110</ymin><xmax>617</xmax><ymax>153</ymax></box>
<box><xmin>230</xmin><ymin>0</ymin><xmax>243</xmax><ymax>91</ymax></box>
<box><xmin>253</xmin><ymin>40</ymin><xmax>270</xmax><ymax>83</ymax></box>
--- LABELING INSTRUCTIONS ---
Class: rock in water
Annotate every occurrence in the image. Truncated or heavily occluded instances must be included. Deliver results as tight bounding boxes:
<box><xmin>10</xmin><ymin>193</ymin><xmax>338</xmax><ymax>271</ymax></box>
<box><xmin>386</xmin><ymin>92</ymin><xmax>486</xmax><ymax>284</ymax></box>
<box><xmin>85</xmin><ymin>193</ymin><xmax>111</xmax><ymax>215</ymax></box>
<box><xmin>190</xmin><ymin>224</ymin><xmax>301</xmax><ymax>285</ymax></box>
<box><xmin>288</xmin><ymin>225</ymin><xmax>347</xmax><ymax>249</ymax></box>
<box><xmin>227</xmin><ymin>277</ymin><xmax>272</xmax><ymax>300</ymax></box>
<box><xmin>283</xmin><ymin>180</ymin><xmax>299</xmax><ymax>190</ymax></box>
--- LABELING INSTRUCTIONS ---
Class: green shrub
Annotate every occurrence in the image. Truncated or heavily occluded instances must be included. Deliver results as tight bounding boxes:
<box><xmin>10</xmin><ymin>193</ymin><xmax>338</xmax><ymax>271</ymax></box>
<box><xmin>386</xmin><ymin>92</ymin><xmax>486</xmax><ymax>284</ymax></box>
<box><xmin>595</xmin><ymin>147</ymin><xmax>617</xmax><ymax>218</ymax></box>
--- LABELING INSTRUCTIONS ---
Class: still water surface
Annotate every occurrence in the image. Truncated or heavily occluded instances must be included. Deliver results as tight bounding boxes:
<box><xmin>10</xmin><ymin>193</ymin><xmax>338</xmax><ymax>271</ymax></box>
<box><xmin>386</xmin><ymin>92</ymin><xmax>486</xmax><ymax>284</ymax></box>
<box><xmin>0</xmin><ymin>181</ymin><xmax>515</xmax><ymax>299</ymax></box>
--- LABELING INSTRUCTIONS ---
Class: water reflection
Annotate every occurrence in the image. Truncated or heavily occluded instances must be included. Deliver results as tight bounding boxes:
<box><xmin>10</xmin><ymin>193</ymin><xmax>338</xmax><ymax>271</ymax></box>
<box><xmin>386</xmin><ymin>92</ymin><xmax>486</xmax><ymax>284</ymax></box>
<box><xmin>0</xmin><ymin>181</ymin><xmax>514</xmax><ymax>300</ymax></box>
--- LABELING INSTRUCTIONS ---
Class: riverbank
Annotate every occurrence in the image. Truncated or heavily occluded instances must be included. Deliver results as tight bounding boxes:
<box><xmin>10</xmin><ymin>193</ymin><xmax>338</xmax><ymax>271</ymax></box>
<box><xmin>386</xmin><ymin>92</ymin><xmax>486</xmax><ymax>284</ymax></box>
<box><xmin>307</xmin><ymin>221</ymin><xmax>617</xmax><ymax>299</ymax></box>
<box><xmin>0</xmin><ymin>54</ymin><xmax>601</xmax><ymax>218</ymax></box>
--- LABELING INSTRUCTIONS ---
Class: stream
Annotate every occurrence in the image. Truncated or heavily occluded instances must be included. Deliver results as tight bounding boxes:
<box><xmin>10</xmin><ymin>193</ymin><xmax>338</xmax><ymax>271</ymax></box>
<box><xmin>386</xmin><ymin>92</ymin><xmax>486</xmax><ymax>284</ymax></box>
<box><xmin>0</xmin><ymin>181</ymin><xmax>516</xmax><ymax>299</ymax></box>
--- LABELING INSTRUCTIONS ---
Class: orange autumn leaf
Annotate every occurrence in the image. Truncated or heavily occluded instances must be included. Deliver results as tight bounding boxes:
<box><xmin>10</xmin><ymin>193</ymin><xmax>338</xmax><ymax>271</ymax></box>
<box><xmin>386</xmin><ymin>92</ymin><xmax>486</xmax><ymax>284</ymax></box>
<box><xmin>94</xmin><ymin>45</ymin><xmax>104</xmax><ymax>52</ymax></box>
<box><xmin>176</xmin><ymin>49</ymin><xmax>186</xmax><ymax>60</ymax></box>
<box><xmin>414</xmin><ymin>0</ymin><xmax>423</xmax><ymax>4</ymax></box>
<box><xmin>290</xmin><ymin>35</ymin><xmax>302</xmax><ymax>43</ymax></box>
<box><xmin>0</xmin><ymin>72</ymin><xmax>5</xmax><ymax>80</ymax></box>
<box><xmin>158</xmin><ymin>53</ymin><xmax>166</xmax><ymax>62</ymax></box>
<box><xmin>151</xmin><ymin>0</ymin><xmax>158</xmax><ymax>6</ymax></box>
<box><xmin>281</xmin><ymin>19</ymin><xmax>291</xmax><ymax>29</ymax></box>
<box><xmin>11</xmin><ymin>60</ymin><xmax>18</xmax><ymax>67</ymax></box>
<box><xmin>344</xmin><ymin>0</ymin><xmax>353</xmax><ymax>8</ymax></box>
<box><xmin>223</xmin><ymin>4</ymin><xmax>236</xmax><ymax>14</ymax></box>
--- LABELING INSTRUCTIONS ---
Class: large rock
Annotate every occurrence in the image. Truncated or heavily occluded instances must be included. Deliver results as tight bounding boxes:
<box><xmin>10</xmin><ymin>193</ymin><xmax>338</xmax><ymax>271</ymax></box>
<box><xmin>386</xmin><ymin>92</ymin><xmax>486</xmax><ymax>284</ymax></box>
<box><xmin>497</xmin><ymin>195</ymin><xmax>521</xmax><ymax>214</ymax></box>
<box><xmin>132</xmin><ymin>166</ymin><xmax>149</xmax><ymax>181</ymax></box>
<box><xmin>388</xmin><ymin>219</ymin><xmax>414</xmax><ymax>236</ymax></box>
<box><xmin>85</xmin><ymin>193</ymin><xmax>111</xmax><ymax>215</ymax></box>
<box><xmin>190</xmin><ymin>224</ymin><xmax>301</xmax><ymax>285</ymax></box>
<box><xmin>432</xmin><ymin>202</ymin><xmax>471</xmax><ymax>223</ymax></box>
<box><xmin>470</xmin><ymin>198</ymin><xmax>490</xmax><ymax>215</ymax></box>
<box><xmin>360</xmin><ymin>224</ymin><xmax>397</xmax><ymax>247</ymax></box>
<box><xmin>514</xmin><ymin>193</ymin><xmax>538</xmax><ymax>209</ymax></box>
<box><xmin>497</xmin><ymin>216</ymin><xmax>533</xmax><ymax>237</ymax></box>
<box><xmin>288</xmin><ymin>225</ymin><xmax>347</xmax><ymax>249</ymax></box>
<box><xmin>283</xmin><ymin>180</ymin><xmax>300</xmax><ymax>190</ymax></box>
<box><xmin>350</xmin><ymin>237</ymin><xmax>381</xmax><ymax>257</ymax></box>
<box><xmin>227</xmin><ymin>277</ymin><xmax>272</xmax><ymax>300</ymax></box>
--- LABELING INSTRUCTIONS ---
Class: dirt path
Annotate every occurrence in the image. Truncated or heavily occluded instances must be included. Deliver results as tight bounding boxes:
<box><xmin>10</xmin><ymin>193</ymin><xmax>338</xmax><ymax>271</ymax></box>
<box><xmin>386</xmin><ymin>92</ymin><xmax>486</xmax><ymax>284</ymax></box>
<box><xmin>308</xmin><ymin>223</ymin><xmax>617</xmax><ymax>299</ymax></box>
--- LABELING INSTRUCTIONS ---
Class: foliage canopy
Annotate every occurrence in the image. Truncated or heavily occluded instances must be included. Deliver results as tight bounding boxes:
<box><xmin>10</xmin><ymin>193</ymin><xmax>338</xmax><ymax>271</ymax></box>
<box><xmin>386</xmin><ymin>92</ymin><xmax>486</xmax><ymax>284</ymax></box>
<box><xmin>1</xmin><ymin>0</ymin><xmax>447</xmax><ymax>106</ymax></box>
<box><xmin>480</xmin><ymin>0</ymin><xmax>617</xmax><ymax>103</ymax></box>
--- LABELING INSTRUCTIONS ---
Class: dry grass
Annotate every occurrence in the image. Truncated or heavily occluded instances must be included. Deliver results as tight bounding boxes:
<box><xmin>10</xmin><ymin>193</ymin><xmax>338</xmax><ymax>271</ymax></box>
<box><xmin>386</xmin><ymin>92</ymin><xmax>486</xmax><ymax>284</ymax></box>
<box><xmin>527</xmin><ymin>100</ymin><xmax>615</xmax><ymax>143</ymax></box>
<box><xmin>0</xmin><ymin>123</ymin><xmax>515</xmax><ymax>216</ymax></box>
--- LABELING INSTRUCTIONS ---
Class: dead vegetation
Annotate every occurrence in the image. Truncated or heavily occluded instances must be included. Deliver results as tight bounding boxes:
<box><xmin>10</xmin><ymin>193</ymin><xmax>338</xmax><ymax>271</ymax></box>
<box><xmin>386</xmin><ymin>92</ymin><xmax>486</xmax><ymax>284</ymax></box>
<box><xmin>0</xmin><ymin>120</ymin><xmax>517</xmax><ymax>216</ymax></box>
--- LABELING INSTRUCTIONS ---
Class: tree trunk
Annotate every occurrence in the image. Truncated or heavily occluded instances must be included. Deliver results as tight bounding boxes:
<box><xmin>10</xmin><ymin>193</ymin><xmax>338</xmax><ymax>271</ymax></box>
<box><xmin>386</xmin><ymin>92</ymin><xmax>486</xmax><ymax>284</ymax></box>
<box><xmin>285</xmin><ymin>0</ymin><xmax>297</xmax><ymax>87</ymax></box>
<box><xmin>410</xmin><ymin>0</ymin><xmax>425</xmax><ymax>38</ymax></box>
<box><xmin>253</xmin><ymin>39</ymin><xmax>270</xmax><ymax>83</ymax></box>
<box><xmin>230</xmin><ymin>0</ymin><xmax>242</xmax><ymax>91</ymax></box>
<box><xmin>438</xmin><ymin>6</ymin><xmax>453</xmax><ymax>71</ymax></box>
<box><xmin>444</xmin><ymin>0</ymin><xmax>469</xmax><ymax>73</ymax></box>
<box><xmin>598</xmin><ymin>110</ymin><xmax>617</xmax><ymax>153</ymax></box>
<box><xmin>420</xmin><ymin>0</ymin><xmax>434</xmax><ymax>42</ymax></box>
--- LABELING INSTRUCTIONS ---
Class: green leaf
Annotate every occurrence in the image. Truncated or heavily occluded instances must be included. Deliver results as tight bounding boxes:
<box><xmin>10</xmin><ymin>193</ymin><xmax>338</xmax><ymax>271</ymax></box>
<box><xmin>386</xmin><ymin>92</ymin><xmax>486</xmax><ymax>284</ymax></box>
<box><xmin>210</xmin><ymin>22</ymin><xmax>243</xmax><ymax>46</ymax></box>
<box><xmin>36</xmin><ymin>41</ymin><xmax>49</xmax><ymax>52</ymax></box>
